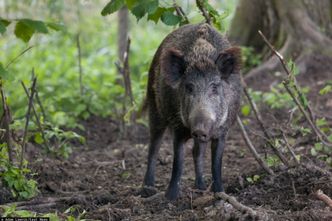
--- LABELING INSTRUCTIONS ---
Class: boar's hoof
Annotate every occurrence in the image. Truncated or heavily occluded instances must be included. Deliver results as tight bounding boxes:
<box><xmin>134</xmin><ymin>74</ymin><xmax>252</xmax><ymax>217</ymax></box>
<box><xmin>195</xmin><ymin>179</ymin><xmax>207</xmax><ymax>190</ymax></box>
<box><xmin>140</xmin><ymin>185</ymin><xmax>158</xmax><ymax>198</ymax></box>
<box><xmin>165</xmin><ymin>186</ymin><xmax>180</xmax><ymax>201</ymax></box>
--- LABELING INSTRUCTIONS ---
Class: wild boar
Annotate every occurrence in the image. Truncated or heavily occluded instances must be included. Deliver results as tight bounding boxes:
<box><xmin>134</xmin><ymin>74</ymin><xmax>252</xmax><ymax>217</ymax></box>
<box><xmin>143</xmin><ymin>23</ymin><xmax>241</xmax><ymax>200</ymax></box>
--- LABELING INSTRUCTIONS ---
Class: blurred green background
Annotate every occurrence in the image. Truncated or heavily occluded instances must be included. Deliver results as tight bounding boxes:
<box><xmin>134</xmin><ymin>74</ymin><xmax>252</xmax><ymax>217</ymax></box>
<box><xmin>0</xmin><ymin>0</ymin><xmax>237</xmax><ymax>128</ymax></box>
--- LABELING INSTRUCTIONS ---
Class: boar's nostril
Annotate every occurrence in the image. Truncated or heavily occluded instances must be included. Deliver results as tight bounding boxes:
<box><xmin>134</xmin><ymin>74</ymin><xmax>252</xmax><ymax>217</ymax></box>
<box><xmin>192</xmin><ymin>130</ymin><xmax>208</xmax><ymax>141</ymax></box>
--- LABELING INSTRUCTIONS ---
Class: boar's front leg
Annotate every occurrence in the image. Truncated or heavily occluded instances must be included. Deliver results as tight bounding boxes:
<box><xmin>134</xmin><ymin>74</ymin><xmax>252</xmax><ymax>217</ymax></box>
<box><xmin>165</xmin><ymin>129</ymin><xmax>188</xmax><ymax>200</ymax></box>
<box><xmin>143</xmin><ymin>109</ymin><xmax>166</xmax><ymax>187</ymax></box>
<box><xmin>193</xmin><ymin>140</ymin><xmax>207</xmax><ymax>190</ymax></box>
<box><xmin>211</xmin><ymin>134</ymin><xmax>226</xmax><ymax>192</ymax></box>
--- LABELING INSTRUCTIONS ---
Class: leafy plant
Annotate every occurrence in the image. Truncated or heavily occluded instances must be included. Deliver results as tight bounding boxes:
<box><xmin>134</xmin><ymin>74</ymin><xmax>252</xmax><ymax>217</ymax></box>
<box><xmin>0</xmin><ymin>204</ymin><xmax>88</xmax><ymax>221</ymax></box>
<box><xmin>40</xmin><ymin>126</ymin><xmax>85</xmax><ymax>159</ymax></box>
<box><xmin>0</xmin><ymin>146</ymin><xmax>38</xmax><ymax>199</ymax></box>
<box><xmin>246</xmin><ymin>174</ymin><xmax>261</xmax><ymax>184</ymax></box>
<box><xmin>241</xmin><ymin>46</ymin><xmax>262</xmax><ymax>73</ymax></box>
<box><xmin>0</xmin><ymin>17</ymin><xmax>63</xmax><ymax>42</ymax></box>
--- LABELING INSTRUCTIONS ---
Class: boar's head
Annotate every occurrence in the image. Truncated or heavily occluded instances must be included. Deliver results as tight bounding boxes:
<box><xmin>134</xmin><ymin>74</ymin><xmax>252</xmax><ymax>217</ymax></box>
<box><xmin>161</xmin><ymin>42</ymin><xmax>241</xmax><ymax>142</ymax></box>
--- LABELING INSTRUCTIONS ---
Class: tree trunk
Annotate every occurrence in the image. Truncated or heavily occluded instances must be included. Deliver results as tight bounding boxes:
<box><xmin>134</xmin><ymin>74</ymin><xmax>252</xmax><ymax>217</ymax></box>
<box><xmin>229</xmin><ymin>0</ymin><xmax>332</xmax><ymax>79</ymax></box>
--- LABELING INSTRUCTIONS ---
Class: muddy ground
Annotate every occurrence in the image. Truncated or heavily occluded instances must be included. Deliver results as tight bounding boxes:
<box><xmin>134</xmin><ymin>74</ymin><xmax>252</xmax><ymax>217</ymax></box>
<box><xmin>1</xmin><ymin>54</ymin><xmax>332</xmax><ymax>220</ymax></box>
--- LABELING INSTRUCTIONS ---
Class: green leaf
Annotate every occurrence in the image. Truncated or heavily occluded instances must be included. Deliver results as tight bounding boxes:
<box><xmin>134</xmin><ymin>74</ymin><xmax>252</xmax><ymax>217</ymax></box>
<box><xmin>34</xmin><ymin>132</ymin><xmax>44</xmax><ymax>144</ymax></box>
<box><xmin>101</xmin><ymin>0</ymin><xmax>125</xmax><ymax>16</ymax></box>
<box><xmin>20</xmin><ymin>19</ymin><xmax>49</xmax><ymax>33</ymax></box>
<box><xmin>46</xmin><ymin>22</ymin><xmax>65</xmax><ymax>31</ymax></box>
<box><xmin>131</xmin><ymin>4</ymin><xmax>147</xmax><ymax>21</ymax></box>
<box><xmin>316</xmin><ymin>118</ymin><xmax>327</xmax><ymax>127</ymax></box>
<box><xmin>310</xmin><ymin>148</ymin><xmax>317</xmax><ymax>156</ymax></box>
<box><xmin>314</xmin><ymin>142</ymin><xmax>323</xmax><ymax>151</ymax></box>
<box><xmin>161</xmin><ymin>11</ymin><xmax>181</xmax><ymax>26</ymax></box>
<box><xmin>131</xmin><ymin>0</ymin><xmax>159</xmax><ymax>21</ymax></box>
<box><xmin>0</xmin><ymin>18</ymin><xmax>11</xmax><ymax>34</ymax></box>
<box><xmin>121</xmin><ymin>171</ymin><xmax>131</xmax><ymax>179</ymax></box>
<box><xmin>253</xmin><ymin>175</ymin><xmax>260</xmax><ymax>182</ymax></box>
<box><xmin>0</xmin><ymin>62</ymin><xmax>7</xmax><ymax>76</ymax></box>
<box><xmin>14</xmin><ymin>21</ymin><xmax>34</xmax><ymax>43</ymax></box>
<box><xmin>147</xmin><ymin>7</ymin><xmax>167</xmax><ymax>23</ymax></box>
<box><xmin>319</xmin><ymin>85</ymin><xmax>332</xmax><ymax>95</ymax></box>
<box><xmin>241</xmin><ymin>105</ymin><xmax>251</xmax><ymax>116</ymax></box>
<box><xmin>125</xmin><ymin>0</ymin><xmax>136</xmax><ymax>9</ymax></box>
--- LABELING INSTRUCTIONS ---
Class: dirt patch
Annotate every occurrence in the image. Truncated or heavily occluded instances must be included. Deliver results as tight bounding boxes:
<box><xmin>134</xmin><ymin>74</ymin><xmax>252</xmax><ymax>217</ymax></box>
<box><xmin>2</xmin><ymin>55</ymin><xmax>332</xmax><ymax>220</ymax></box>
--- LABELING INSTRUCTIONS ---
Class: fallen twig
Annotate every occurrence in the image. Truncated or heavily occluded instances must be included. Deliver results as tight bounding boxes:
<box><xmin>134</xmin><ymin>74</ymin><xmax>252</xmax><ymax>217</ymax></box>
<box><xmin>241</xmin><ymin>77</ymin><xmax>290</xmax><ymax>167</ymax></box>
<box><xmin>4</xmin><ymin>196</ymin><xmax>71</xmax><ymax>210</ymax></box>
<box><xmin>315</xmin><ymin>189</ymin><xmax>332</xmax><ymax>209</ymax></box>
<box><xmin>237</xmin><ymin>116</ymin><xmax>274</xmax><ymax>175</ymax></box>
<box><xmin>196</xmin><ymin>0</ymin><xmax>211</xmax><ymax>24</ymax></box>
<box><xmin>20</xmin><ymin>75</ymin><xmax>37</xmax><ymax>169</ymax></box>
<box><xmin>258</xmin><ymin>30</ymin><xmax>332</xmax><ymax>147</ymax></box>
<box><xmin>215</xmin><ymin>192</ymin><xmax>263</xmax><ymax>218</ymax></box>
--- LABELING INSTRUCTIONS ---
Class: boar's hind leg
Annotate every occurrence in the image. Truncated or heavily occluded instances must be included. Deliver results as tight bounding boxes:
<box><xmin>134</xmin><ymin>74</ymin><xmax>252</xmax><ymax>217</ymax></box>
<box><xmin>143</xmin><ymin>112</ymin><xmax>166</xmax><ymax>187</ymax></box>
<box><xmin>211</xmin><ymin>134</ymin><xmax>226</xmax><ymax>192</ymax></box>
<box><xmin>193</xmin><ymin>141</ymin><xmax>207</xmax><ymax>190</ymax></box>
<box><xmin>165</xmin><ymin>129</ymin><xmax>187</xmax><ymax>200</ymax></box>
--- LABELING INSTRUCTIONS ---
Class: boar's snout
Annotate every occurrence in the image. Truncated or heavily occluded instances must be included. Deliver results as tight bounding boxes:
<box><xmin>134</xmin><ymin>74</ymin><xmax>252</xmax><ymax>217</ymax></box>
<box><xmin>190</xmin><ymin>110</ymin><xmax>215</xmax><ymax>142</ymax></box>
<box><xmin>192</xmin><ymin>127</ymin><xmax>209</xmax><ymax>142</ymax></box>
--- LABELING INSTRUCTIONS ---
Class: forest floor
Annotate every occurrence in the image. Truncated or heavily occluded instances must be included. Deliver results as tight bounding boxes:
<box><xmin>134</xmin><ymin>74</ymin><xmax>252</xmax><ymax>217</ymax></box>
<box><xmin>1</xmin><ymin>54</ymin><xmax>332</xmax><ymax>220</ymax></box>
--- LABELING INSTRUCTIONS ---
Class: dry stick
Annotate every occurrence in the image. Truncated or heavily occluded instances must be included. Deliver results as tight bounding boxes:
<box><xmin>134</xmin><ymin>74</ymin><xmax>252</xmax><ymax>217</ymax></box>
<box><xmin>237</xmin><ymin>116</ymin><xmax>274</xmax><ymax>175</ymax></box>
<box><xmin>282</xmin><ymin>132</ymin><xmax>300</xmax><ymax>165</ymax></box>
<box><xmin>258</xmin><ymin>30</ymin><xmax>332</xmax><ymax>147</ymax></box>
<box><xmin>215</xmin><ymin>192</ymin><xmax>265</xmax><ymax>218</ymax></box>
<box><xmin>122</xmin><ymin>38</ymin><xmax>133</xmax><ymax>104</ymax></box>
<box><xmin>241</xmin><ymin>78</ymin><xmax>290</xmax><ymax>167</ymax></box>
<box><xmin>0</xmin><ymin>86</ymin><xmax>13</xmax><ymax>163</ymax></box>
<box><xmin>19</xmin><ymin>76</ymin><xmax>37</xmax><ymax>169</ymax></box>
<box><xmin>5</xmin><ymin>46</ymin><xmax>33</xmax><ymax>68</ymax></box>
<box><xmin>35</xmin><ymin>91</ymin><xmax>47</xmax><ymax>121</ymax></box>
<box><xmin>22</xmin><ymin>82</ymin><xmax>50</xmax><ymax>150</ymax></box>
<box><xmin>76</xmin><ymin>33</ymin><xmax>84</xmax><ymax>96</ymax></box>
<box><xmin>173</xmin><ymin>1</ymin><xmax>189</xmax><ymax>24</ymax></box>
<box><xmin>196</xmin><ymin>0</ymin><xmax>211</xmax><ymax>24</ymax></box>
<box><xmin>315</xmin><ymin>189</ymin><xmax>332</xmax><ymax>209</ymax></box>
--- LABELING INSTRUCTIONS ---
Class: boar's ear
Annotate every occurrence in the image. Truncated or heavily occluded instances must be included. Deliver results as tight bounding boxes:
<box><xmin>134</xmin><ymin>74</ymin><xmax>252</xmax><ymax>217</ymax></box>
<box><xmin>215</xmin><ymin>47</ymin><xmax>241</xmax><ymax>79</ymax></box>
<box><xmin>161</xmin><ymin>48</ymin><xmax>186</xmax><ymax>88</ymax></box>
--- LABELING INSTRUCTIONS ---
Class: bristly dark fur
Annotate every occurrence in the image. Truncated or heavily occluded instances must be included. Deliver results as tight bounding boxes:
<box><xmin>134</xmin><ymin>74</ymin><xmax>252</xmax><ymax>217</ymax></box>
<box><xmin>143</xmin><ymin>23</ymin><xmax>242</xmax><ymax>200</ymax></box>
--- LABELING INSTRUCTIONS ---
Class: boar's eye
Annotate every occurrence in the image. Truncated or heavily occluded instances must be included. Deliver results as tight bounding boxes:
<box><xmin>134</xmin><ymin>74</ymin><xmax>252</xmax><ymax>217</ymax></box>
<box><xmin>185</xmin><ymin>83</ymin><xmax>194</xmax><ymax>94</ymax></box>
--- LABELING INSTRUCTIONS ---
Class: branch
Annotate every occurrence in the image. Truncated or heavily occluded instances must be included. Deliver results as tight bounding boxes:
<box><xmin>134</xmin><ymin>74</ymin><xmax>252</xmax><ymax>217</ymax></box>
<box><xmin>281</xmin><ymin>132</ymin><xmax>300</xmax><ymax>165</ymax></box>
<box><xmin>22</xmin><ymin>82</ymin><xmax>50</xmax><ymax>150</ymax></box>
<box><xmin>215</xmin><ymin>192</ymin><xmax>265</xmax><ymax>218</ymax></box>
<box><xmin>20</xmin><ymin>74</ymin><xmax>37</xmax><ymax>169</ymax></box>
<box><xmin>5</xmin><ymin>46</ymin><xmax>33</xmax><ymax>68</ymax></box>
<box><xmin>196</xmin><ymin>0</ymin><xmax>211</xmax><ymax>24</ymax></box>
<box><xmin>76</xmin><ymin>33</ymin><xmax>84</xmax><ymax>96</ymax></box>
<box><xmin>315</xmin><ymin>189</ymin><xmax>332</xmax><ymax>209</ymax></box>
<box><xmin>123</xmin><ymin>38</ymin><xmax>133</xmax><ymax>104</ymax></box>
<box><xmin>241</xmin><ymin>78</ymin><xmax>290</xmax><ymax>167</ymax></box>
<box><xmin>0</xmin><ymin>84</ymin><xmax>13</xmax><ymax>163</ymax></box>
<box><xmin>237</xmin><ymin>116</ymin><xmax>274</xmax><ymax>175</ymax></box>
<box><xmin>258</xmin><ymin>30</ymin><xmax>332</xmax><ymax>147</ymax></box>
<box><xmin>35</xmin><ymin>90</ymin><xmax>47</xmax><ymax>121</ymax></box>
<box><xmin>173</xmin><ymin>1</ymin><xmax>189</xmax><ymax>24</ymax></box>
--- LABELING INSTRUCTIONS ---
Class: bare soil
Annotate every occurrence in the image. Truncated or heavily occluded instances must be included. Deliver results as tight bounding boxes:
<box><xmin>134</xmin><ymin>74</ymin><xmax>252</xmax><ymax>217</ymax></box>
<box><xmin>1</xmin><ymin>54</ymin><xmax>332</xmax><ymax>220</ymax></box>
